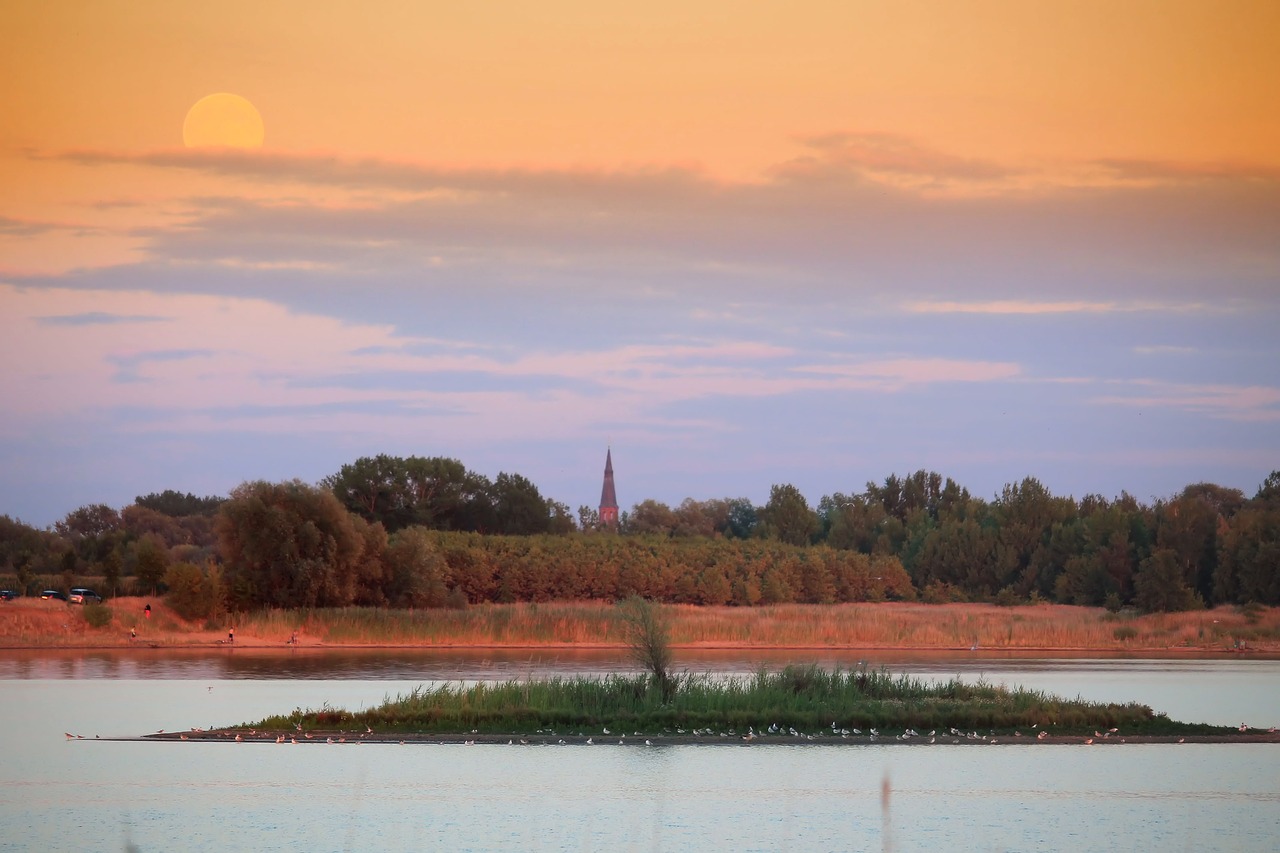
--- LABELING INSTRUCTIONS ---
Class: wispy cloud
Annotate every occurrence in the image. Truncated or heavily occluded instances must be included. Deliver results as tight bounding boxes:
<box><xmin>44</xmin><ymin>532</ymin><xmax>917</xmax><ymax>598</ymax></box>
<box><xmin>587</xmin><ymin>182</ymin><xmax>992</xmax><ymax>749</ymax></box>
<box><xmin>1095</xmin><ymin>158</ymin><xmax>1280</xmax><ymax>184</ymax></box>
<box><xmin>776</xmin><ymin>132</ymin><xmax>1015</xmax><ymax>185</ymax></box>
<box><xmin>36</xmin><ymin>312</ymin><xmax>169</xmax><ymax>326</ymax></box>
<box><xmin>794</xmin><ymin>358</ymin><xmax>1021</xmax><ymax>386</ymax></box>
<box><xmin>1132</xmin><ymin>345</ymin><xmax>1197</xmax><ymax>356</ymax></box>
<box><xmin>902</xmin><ymin>299</ymin><xmax>1218</xmax><ymax>316</ymax></box>
<box><xmin>1091</xmin><ymin>379</ymin><xmax>1280</xmax><ymax>422</ymax></box>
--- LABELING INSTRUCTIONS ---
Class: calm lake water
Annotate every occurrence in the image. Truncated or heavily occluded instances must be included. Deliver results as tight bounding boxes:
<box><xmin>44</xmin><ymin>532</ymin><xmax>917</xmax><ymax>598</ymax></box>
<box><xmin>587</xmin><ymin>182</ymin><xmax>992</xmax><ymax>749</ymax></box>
<box><xmin>1</xmin><ymin>649</ymin><xmax>1277</xmax><ymax>852</ymax></box>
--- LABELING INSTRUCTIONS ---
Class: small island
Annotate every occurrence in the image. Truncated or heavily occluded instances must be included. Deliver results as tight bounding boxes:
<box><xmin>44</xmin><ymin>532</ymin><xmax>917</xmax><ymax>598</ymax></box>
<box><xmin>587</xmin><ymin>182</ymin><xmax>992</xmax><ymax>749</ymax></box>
<box><xmin>150</xmin><ymin>665</ymin><xmax>1278</xmax><ymax>746</ymax></box>
<box><xmin>148</xmin><ymin>600</ymin><xmax>1279</xmax><ymax>747</ymax></box>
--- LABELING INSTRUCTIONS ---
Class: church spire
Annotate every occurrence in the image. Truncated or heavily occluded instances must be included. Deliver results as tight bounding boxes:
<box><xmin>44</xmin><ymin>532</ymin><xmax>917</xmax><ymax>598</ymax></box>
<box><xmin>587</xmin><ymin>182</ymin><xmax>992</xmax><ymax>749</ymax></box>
<box><xmin>599</xmin><ymin>447</ymin><xmax>619</xmax><ymax>526</ymax></box>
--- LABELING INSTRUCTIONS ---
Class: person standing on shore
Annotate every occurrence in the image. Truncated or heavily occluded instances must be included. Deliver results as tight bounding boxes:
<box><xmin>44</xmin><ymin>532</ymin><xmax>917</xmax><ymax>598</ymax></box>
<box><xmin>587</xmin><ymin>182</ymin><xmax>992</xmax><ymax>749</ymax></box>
<box><xmin>228</xmin><ymin>627</ymin><xmax>234</xmax><ymax>643</ymax></box>
<box><xmin>144</xmin><ymin>603</ymin><xmax>151</xmax><ymax>619</ymax></box>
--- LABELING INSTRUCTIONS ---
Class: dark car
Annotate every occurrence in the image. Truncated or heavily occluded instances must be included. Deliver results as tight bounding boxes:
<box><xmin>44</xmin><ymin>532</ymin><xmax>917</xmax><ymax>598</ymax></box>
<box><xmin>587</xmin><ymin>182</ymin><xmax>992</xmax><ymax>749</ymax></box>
<box><xmin>0</xmin><ymin>590</ymin><xmax>16</xmax><ymax>601</ymax></box>
<box><xmin>39</xmin><ymin>590</ymin><xmax>68</xmax><ymax>601</ymax></box>
<box><xmin>69</xmin><ymin>588</ymin><xmax>104</xmax><ymax>605</ymax></box>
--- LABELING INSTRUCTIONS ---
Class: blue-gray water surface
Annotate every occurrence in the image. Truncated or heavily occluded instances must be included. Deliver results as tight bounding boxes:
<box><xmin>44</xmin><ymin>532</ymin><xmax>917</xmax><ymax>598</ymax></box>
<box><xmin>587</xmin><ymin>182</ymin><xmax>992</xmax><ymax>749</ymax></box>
<box><xmin>1</xmin><ymin>650</ymin><xmax>1276</xmax><ymax>852</ymax></box>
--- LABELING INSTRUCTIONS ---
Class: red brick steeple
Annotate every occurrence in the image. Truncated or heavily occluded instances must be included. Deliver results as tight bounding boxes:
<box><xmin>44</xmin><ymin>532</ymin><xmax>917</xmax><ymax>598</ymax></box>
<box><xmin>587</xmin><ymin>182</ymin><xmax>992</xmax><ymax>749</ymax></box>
<box><xmin>599</xmin><ymin>448</ymin><xmax>619</xmax><ymax>526</ymax></box>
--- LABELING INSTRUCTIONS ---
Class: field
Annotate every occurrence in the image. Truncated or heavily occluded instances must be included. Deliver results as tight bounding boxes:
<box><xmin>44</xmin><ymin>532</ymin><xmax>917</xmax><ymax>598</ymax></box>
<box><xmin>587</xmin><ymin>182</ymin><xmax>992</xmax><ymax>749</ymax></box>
<box><xmin>2</xmin><ymin>596</ymin><xmax>1278</xmax><ymax>651</ymax></box>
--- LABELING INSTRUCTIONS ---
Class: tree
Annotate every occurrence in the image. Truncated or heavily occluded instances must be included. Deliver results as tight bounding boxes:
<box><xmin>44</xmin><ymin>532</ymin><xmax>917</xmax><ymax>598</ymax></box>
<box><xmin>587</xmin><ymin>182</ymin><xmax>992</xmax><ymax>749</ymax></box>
<box><xmin>55</xmin><ymin>504</ymin><xmax>122</xmax><ymax>538</ymax></box>
<box><xmin>164</xmin><ymin>562</ymin><xmax>221</xmax><ymax>621</ymax></box>
<box><xmin>490</xmin><ymin>472</ymin><xmax>551</xmax><ymax>535</ymax></box>
<box><xmin>134</xmin><ymin>535</ymin><xmax>170</xmax><ymax>595</ymax></box>
<box><xmin>626</xmin><ymin>500</ymin><xmax>678</xmax><ymax>536</ymax></box>
<box><xmin>617</xmin><ymin>596</ymin><xmax>674</xmax><ymax>699</ymax></box>
<box><xmin>383</xmin><ymin>526</ymin><xmax>449</xmax><ymax>607</ymax></box>
<box><xmin>1133</xmin><ymin>548</ymin><xmax>1201</xmax><ymax>612</ymax></box>
<box><xmin>761</xmin><ymin>484</ymin><xmax>819</xmax><ymax>546</ymax></box>
<box><xmin>135</xmin><ymin>490</ymin><xmax>225</xmax><ymax>517</ymax></box>
<box><xmin>216</xmin><ymin>480</ymin><xmax>374</xmax><ymax>608</ymax></box>
<box><xmin>102</xmin><ymin>549</ymin><xmax>123</xmax><ymax>597</ymax></box>
<box><xmin>724</xmin><ymin>498</ymin><xmax>759</xmax><ymax>539</ymax></box>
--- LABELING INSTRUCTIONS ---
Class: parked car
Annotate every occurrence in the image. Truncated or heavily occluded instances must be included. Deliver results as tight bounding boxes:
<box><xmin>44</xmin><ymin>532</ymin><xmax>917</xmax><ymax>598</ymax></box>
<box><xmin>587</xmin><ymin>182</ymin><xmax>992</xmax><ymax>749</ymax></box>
<box><xmin>69</xmin><ymin>588</ymin><xmax>104</xmax><ymax>605</ymax></box>
<box><xmin>0</xmin><ymin>590</ymin><xmax>17</xmax><ymax>601</ymax></box>
<box><xmin>40</xmin><ymin>590</ymin><xmax>68</xmax><ymax>601</ymax></box>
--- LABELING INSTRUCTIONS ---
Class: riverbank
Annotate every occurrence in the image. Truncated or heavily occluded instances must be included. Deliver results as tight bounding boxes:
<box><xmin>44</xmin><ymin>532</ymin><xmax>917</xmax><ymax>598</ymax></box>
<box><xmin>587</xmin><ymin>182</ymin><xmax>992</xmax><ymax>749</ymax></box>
<box><xmin>3</xmin><ymin>597</ymin><xmax>1278</xmax><ymax>652</ymax></box>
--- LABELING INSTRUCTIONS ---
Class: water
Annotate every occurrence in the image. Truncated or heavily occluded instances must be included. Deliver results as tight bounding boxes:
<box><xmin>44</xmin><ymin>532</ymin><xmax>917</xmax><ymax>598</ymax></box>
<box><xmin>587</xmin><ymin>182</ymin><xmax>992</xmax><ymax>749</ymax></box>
<box><xmin>1</xmin><ymin>650</ymin><xmax>1277</xmax><ymax>852</ymax></box>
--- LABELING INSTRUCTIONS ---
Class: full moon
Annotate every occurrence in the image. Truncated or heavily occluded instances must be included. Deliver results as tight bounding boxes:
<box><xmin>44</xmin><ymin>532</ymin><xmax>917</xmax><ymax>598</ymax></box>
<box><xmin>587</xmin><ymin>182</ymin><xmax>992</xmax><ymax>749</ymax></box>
<box><xmin>182</xmin><ymin>93</ymin><xmax>265</xmax><ymax>149</ymax></box>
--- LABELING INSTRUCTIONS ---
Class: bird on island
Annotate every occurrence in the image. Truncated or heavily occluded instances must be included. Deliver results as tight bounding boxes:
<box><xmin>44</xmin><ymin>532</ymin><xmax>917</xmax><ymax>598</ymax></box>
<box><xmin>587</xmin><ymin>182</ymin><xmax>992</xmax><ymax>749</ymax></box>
<box><xmin>645</xmin><ymin>739</ymin><xmax>652</xmax><ymax>746</ymax></box>
<box><xmin>65</xmin><ymin>732</ymin><xmax>75</xmax><ymax>740</ymax></box>
<box><xmin>180</xmin><ymin>734</ymin><xmax>188</xmax><ymax>740</ymax></box>
<box><xmin>234</xmin><ymin>734</ymin><xmax>242</xmax><ymax>742</ymax></box>
<box><xmin>586</xmin><ymin>738</ymin><xmax>593</xmax><ymax>745</ymax></box>
<box><xmin>1084</xmin><ymin>738</ymin><xmax>1093</xmax><ymax>745</ymax></box>
<box><xmin>1037</xmin><ymin>731</ymin><xmax>1048</xmax><ymax>741</ymax></box>
<box><xmin>602</xmin><ymin>727</ymin><xmax>611</xmax><ymax>735</ymax></box>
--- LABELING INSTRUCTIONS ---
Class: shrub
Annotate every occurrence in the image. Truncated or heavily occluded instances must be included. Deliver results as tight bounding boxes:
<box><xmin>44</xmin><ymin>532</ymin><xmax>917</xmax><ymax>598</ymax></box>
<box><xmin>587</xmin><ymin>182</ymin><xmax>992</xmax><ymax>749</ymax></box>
<box><xmin>1113</xmin><ymin>625</ymin><xmax>1138</xmax><ymax>641</ymax></box>
<box><xmin>617</xmin><ymin>596</ymin><xmax>674</xmax><ymax>699</ymax></box>
<box><xmin>164</xmin><ymin>561</ymin><xmax>222</xmax><ymax>621</ymax></box>
<box><xmin>82</xmin><ymin>603</ymin><xmax>113</xmax><ymax>628</ymax></box>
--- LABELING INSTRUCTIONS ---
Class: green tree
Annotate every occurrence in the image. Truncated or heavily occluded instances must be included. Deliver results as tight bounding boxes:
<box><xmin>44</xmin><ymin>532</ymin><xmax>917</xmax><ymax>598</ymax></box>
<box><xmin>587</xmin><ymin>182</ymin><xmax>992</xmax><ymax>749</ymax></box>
<box><xmin>98</xmin><ymin>549</ymin><xmax>120</xmax><ymax>598</ymax></box>
<box><xmin>163</xmin><ymin>561</ymin><xmax>220</xmax><ymax>621</ymax></box>
<box><xmin>626</xmin><ymin>500</ymin><xmax>678</xmax><ymax>536</ymax></box>
<box><xmin>617</xmin><ymin>596</ymin><xmax>674</xmax><ymax>699</ymax></box>
<box><xmin>133</xmin><ymin>535</ymin><xmax>170</xmax><ymax>595</ymax></box>
<box><xmin>135</xmin><ymin>490</ymin><xmax>225</xmax><ymax>517</ymax></box>
<box><xmin>384</xmin><ymin>526</ymin><xmax>449</xmax><ymax>607</ymax></box>
<box><xmin>1133</xmin><ymin>548</ymin><xmax>1201</xmax><ymax>612</ymax></box>
<box><xmin>490</xmin><ymin>472</ymin><xmax>551</xmax><ymax>535</ymax></box>
<box><xmin>216</xmin><ymin>480</ymin><xmax>373</xmax><ymax>608</ymax></box>
<box><xmin>761</xmin><ymin>484</ymin><xmax>819</xmax><ymax>546</ymax></box>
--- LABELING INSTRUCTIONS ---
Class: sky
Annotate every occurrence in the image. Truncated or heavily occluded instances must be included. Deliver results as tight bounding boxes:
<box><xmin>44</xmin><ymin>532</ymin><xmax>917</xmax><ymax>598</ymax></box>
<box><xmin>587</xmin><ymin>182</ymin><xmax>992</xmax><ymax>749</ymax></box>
<box><xmin>2</xmin><ymin>1</ymin><xmax>1278</xmax><ymax>527</ymax></box>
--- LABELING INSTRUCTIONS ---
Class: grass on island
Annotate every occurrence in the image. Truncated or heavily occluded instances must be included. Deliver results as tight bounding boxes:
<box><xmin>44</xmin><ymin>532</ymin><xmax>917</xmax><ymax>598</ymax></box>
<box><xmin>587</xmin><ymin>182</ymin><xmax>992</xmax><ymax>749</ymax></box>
<box><xmin>246</xmin><ymin>665</ymin><xmax>1233</xmax><ymax>738</ymax></box>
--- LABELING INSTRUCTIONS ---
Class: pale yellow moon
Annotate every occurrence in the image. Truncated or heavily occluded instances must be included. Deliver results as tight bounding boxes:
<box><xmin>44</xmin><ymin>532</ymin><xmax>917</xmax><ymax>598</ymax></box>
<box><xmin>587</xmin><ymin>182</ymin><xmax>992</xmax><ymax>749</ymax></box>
<box><xmin>183</xmin><ymin>93</ymin><xmax>265</xmax><ymax>149</ymax></box>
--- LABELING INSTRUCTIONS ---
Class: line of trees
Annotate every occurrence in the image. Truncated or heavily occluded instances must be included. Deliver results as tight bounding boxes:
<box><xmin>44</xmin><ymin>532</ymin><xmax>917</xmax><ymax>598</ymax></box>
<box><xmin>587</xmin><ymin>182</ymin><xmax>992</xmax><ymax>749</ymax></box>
<box><xmin>2</xmin><ymin>460</ymin><xmax>1278</xmax><ymax>614</ymax></box>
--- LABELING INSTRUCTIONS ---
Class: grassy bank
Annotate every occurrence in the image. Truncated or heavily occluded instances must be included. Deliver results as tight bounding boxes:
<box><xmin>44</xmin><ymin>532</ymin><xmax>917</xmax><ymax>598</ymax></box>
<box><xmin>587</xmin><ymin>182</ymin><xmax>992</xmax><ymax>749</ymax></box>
<box><xmin>247</xmin><ymin>665</ymin><xmax>1233</xmax><ymax>738</ymax></box>
<box><xmin>3</xmin><ymin>597</ymin><xmax>1278</xmax><ymax>651</ymax></box>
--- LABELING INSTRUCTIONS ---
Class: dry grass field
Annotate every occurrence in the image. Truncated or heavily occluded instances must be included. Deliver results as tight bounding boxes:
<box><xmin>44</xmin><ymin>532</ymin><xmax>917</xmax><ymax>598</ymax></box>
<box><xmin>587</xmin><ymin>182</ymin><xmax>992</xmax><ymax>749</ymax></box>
<box><xmin>2</xmin><ymin>596</ymin><xmax>1277</xmax><ymax>652</ymax></box>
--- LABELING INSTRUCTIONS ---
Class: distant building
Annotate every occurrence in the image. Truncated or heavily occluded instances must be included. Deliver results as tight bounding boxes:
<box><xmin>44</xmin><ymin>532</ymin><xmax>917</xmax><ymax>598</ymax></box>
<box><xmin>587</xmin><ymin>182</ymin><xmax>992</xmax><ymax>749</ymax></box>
<box><xmin>599</xmin><ymin>448</ymin><xmax>619</xmax><ymax>527</ymax></box>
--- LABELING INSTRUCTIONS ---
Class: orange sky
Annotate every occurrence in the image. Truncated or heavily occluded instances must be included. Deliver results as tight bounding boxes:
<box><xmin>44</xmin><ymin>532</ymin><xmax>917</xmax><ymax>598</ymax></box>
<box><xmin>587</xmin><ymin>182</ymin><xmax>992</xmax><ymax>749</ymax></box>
<box><xmin>4</xmin><ymin>1</ymin><xmax>1277</xmax><ymax>275</ymax></box>
<box><xmin>4</xmin><ymin>1</ymin><xmax>1278</xmax><ymax>172</ymax></box>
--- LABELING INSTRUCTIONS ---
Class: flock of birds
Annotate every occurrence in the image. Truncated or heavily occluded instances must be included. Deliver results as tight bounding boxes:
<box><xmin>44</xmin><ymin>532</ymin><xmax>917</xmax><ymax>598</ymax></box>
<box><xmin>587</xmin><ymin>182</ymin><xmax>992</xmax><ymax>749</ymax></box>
<box><xmin>59</xmin><ymin>720</ymin><xmax>1271</xmax><ymax>746</ymax></box>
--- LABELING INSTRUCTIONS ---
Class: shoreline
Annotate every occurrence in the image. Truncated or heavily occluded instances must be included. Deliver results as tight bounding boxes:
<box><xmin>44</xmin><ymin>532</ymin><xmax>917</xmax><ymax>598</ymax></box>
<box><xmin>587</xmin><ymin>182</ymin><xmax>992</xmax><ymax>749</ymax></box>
<box><xmin>4</xmin><ymin>636</ymin><xmax>1278</xmax><ymax>658</ymax></box>
<box><xmin>134</xmin><ymin>730</ymin><xmax>1280</xmax><ymax>746</ymax></box>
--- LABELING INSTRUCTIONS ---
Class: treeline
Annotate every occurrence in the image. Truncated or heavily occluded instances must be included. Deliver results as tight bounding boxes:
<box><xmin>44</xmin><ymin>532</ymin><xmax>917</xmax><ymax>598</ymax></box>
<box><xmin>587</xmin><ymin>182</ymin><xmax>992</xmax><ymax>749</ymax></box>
<box><xmin>2</xmin><ymin>457</ymin><xmax>1278</xmax><ymax>614</ymax></box>
<box><xmin>216</xmin><ymin>480</ymin><xmax>913</xmax><ymax>611</ymax></box>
